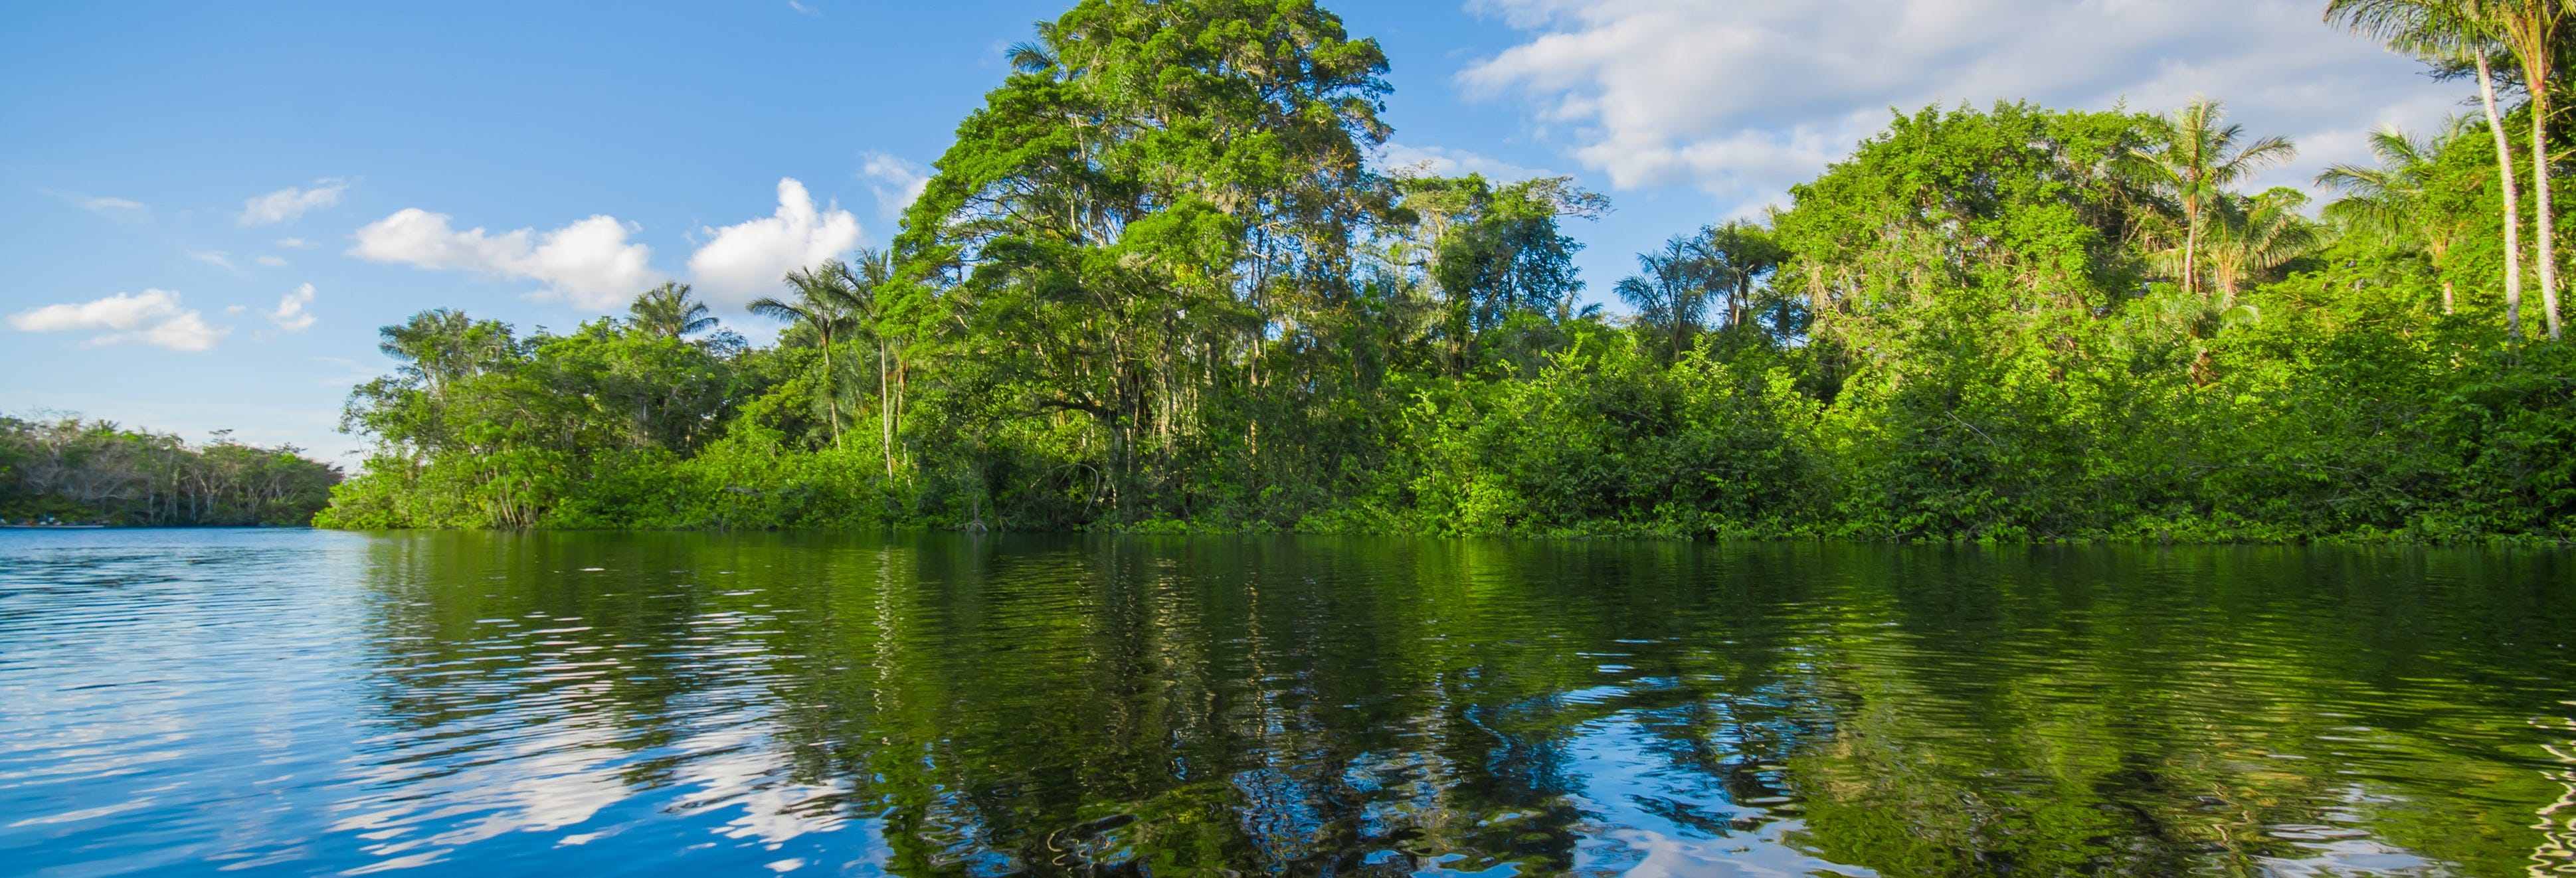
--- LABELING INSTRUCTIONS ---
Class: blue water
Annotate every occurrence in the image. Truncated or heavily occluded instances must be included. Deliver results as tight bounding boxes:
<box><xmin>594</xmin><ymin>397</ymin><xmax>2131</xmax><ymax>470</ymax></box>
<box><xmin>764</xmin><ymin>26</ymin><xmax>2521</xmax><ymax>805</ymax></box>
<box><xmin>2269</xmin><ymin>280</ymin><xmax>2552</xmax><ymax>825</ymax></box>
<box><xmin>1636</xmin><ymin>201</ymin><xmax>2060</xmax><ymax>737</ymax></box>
<box><xmin>4</xmin><ymin>529</ymin><xmax>2573</xmax><ymax>876</ymax></box>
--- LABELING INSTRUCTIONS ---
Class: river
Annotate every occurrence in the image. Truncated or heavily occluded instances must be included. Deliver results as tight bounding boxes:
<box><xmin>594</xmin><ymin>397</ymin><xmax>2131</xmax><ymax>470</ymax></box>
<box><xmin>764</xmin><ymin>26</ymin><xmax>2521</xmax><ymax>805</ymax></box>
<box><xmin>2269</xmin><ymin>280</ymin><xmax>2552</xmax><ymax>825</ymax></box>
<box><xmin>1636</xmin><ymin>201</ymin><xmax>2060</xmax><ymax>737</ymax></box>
<box><xmin>3</xmin><ymin>529</ymin><xmax>2572</xmax><ymax>876</ymax></box>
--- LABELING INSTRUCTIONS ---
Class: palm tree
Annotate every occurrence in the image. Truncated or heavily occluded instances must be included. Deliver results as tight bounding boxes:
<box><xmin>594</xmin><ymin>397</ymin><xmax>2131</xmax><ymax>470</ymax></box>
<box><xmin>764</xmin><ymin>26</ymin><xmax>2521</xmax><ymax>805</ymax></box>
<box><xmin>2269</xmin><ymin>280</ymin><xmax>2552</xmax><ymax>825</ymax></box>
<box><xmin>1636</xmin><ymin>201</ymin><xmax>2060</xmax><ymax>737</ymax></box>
<box><xmin>2493</xmin><ymin>0</ymin><xmax>2563</xmax><ymax>339</ymax></box>
<box><xmin>2326</xmin><ymin>0</ymin><xmax>2531</xmax><ymax>337</ymax></box>
<box><xmin>2320</xmin><ymin>124</ymin><xmax>2466</xmax><ymax>312</ymax></box>
<box><xmin>1005</xmin><ymin>20</ymin><xmax>1063</xmax><ymax>74</ymax></box>
<box><xmin>627</xmin><ymin>282</ymin><xmax>717</xmax><ymax>340</ymax></box>
<box><xmin>2125</xmin><ymin>98</ymin><xmax>2298</xmax><ymax>303</ymax></box>
<box><xmin>1693</xmin><ymin>222</ymin><xmax>1786</xmax><ymax>331</ymax></box>
<box><xmin>379</xmin><ymin>308</ymin><xmax>512</xmax><ymax>399</ymax></box>
<box><xmin>749</xmin><ymin>262</ymin><xmax>864</xmax><ymax>447</ymax></box>
<box><xmin>1616</xmin><ymin>234</ymin><xmax>1716</xmax><ymax>360</ymax></box>
<box><xmin>846</xmin><ymin>249</ymin><xmax>903</xmax><ymax>476</ymax></box>
<box><xmin>2203</xmin><ymin>189</ymin><xmax>2326</xmax><ymax>307</ymax></box>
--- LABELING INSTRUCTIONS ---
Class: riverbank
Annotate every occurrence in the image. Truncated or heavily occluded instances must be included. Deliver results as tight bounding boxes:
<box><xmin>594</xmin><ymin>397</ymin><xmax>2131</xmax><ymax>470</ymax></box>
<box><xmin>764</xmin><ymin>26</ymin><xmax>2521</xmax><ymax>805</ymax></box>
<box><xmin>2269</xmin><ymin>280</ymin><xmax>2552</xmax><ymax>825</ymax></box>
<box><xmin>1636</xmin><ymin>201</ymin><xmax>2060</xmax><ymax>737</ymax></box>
<box><xmin>314</xmin><ymin>512</ymin><xmax>2576</xmax><ymax>547</ymax></box>
<box><xmin>2</xmin><ymin>414</ymin><xmax>341</xmax><ymax>527</ymax></box>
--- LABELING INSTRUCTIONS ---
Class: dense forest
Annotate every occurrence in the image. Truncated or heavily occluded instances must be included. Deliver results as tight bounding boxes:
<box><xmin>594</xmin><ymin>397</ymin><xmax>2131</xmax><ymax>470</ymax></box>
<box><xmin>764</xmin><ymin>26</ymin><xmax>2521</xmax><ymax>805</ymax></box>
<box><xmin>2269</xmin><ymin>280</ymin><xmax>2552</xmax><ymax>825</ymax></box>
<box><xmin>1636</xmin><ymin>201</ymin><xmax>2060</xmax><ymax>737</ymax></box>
<box><xmin>0</xmin><ymin>414</ymin><xmax>340</xmax><ymax>526</ymax></box>
<box><xmin>318</xmin><ymin>0</ymin><xmax>2576</xmax><ymax>543</ymax></box>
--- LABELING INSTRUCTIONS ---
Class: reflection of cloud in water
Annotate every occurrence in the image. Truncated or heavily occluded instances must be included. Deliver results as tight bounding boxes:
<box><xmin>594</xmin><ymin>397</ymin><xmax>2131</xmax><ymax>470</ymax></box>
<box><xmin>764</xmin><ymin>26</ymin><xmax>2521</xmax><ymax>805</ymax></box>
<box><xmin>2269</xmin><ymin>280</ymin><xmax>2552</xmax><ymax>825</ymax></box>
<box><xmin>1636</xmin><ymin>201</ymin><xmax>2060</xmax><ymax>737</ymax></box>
<box><xmin>328</xmin><ymin>616</ymin><xmax>856</xmax><ymax>869</ymax></box>
<box><xmin>2535</xmin><ymin>705</ymin><xmax>2575</xmax><ymax>875</ymax></box>
<box><xmin>1608</xmin><ymin>828</ymin><xmax>1863</xmax><ymax>878</ymax></box>
<box><xmin>328</xmin><ymin>713</ymin><xmax>632</xmax><ymax>857</ymax></box>
<box><xmin>2253</xmin><ymin>836</ymin><xmax>2437</xmax><ymax>877</ymax></box>
<box><xmin>662</xmin><ymin>716</ymin><xmax>853</xmax><ymax>845</ymax></box>
<box><xmin>325</xmin><ymin>700</ymin><xmax>854</xmax><ymax>872</ymax></box>
<box><xmin>1558</xmin><ymin>712</ymin><xmax>1870</xmax><ymax>877</ymax></box>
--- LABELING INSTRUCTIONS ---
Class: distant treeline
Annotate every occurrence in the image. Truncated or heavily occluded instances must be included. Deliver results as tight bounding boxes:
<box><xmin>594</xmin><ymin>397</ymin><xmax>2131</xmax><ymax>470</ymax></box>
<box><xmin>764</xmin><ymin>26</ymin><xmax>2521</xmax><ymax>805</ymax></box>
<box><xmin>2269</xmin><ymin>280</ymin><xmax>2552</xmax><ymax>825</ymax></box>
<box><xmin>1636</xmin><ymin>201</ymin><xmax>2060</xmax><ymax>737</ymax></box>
<box><xmin>1</xmin><ymin>415</ymin><xmax>341</xmax><ymax>527</ymax></box>
<box><xmin>317</xmin><ymin>0</ymin><xmax>2576</xmax><ymax>543</ymax></box>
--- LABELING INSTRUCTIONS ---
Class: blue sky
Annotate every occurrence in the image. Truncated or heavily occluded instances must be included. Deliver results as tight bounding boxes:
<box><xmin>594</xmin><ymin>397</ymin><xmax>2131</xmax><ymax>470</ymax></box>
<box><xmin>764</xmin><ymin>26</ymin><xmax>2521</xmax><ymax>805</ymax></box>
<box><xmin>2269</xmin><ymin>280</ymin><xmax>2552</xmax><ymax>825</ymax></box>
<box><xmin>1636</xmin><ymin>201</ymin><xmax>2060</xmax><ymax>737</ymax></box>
<box><xmin>1</xmin><ymin>0</ymin><xmax>2459</xmax><ymax>464</ymax></box>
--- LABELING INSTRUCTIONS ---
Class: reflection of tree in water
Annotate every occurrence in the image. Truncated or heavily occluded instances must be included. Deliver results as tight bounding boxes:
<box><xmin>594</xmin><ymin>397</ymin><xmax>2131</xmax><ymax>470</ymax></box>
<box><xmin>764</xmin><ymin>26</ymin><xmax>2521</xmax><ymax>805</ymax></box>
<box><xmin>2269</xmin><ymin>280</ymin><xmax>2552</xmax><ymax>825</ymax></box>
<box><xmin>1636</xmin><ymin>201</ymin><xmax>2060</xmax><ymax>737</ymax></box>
<box><xmin>754</xmin><ymin>536</ymin><xmax>1841</xmax><ymax>875</ymax></box>
<box><xmin>1774</xmin><ymin>547</ymin><xmax>2576</xmax><ymax>876</ymax></box>
<box><xmin>343</xmin><ymin>535</ymin><xmax>2576</xmax><ymax>877</ymax></box>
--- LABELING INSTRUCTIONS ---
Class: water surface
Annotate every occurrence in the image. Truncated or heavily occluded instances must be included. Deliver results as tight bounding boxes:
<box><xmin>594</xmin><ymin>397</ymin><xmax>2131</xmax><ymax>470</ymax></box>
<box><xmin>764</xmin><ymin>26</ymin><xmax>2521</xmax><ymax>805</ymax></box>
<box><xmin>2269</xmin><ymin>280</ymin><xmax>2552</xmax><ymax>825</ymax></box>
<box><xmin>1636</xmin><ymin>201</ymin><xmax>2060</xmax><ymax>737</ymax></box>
<box><xmin>3</xmin><ymin>530</ymin><xmax>2573</xmax><ymax>876</ymax></box>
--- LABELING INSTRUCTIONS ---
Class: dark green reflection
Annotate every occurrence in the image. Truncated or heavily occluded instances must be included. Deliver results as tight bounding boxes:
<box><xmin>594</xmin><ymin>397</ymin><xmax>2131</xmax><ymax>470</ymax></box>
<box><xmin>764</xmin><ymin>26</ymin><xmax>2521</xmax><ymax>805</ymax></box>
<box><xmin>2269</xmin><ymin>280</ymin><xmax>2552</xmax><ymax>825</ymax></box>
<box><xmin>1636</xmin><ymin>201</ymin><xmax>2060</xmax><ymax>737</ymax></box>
<box><xmin>351</xmin><ymin>535</ymin><xmax>2576</xmax><ymax>876</ymax></box>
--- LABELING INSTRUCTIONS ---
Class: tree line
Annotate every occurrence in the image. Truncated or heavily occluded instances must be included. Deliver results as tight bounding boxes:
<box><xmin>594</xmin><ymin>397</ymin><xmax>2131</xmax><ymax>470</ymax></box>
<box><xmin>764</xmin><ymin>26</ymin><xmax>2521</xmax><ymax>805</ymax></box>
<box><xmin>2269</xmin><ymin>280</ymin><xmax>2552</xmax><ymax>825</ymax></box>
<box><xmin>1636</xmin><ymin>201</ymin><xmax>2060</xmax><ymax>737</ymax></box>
<box><xmin>0</xmin><ymin>414</ymin><xmax>341</xmax><ymax>526</ymax></box>
<box><xmin>319</xmin><ymin>0</ymin><xmax>2576</xmax><ymax>542</ymax></box>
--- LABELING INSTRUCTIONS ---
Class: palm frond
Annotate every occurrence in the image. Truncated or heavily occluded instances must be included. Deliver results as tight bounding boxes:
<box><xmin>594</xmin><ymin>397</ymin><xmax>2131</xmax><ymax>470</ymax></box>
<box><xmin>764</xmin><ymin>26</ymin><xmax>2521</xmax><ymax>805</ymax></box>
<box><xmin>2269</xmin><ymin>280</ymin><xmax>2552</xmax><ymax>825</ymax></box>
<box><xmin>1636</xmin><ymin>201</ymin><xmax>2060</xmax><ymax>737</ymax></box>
<box><xmin>745</xmin><ymin>297</ymin><xmax>806</xmax><ymax>324</ymax></box>
<box><xmin>1007</xmin><ymin>41</ymin><xmax>1057</xmax><ymax>73</ymax></box>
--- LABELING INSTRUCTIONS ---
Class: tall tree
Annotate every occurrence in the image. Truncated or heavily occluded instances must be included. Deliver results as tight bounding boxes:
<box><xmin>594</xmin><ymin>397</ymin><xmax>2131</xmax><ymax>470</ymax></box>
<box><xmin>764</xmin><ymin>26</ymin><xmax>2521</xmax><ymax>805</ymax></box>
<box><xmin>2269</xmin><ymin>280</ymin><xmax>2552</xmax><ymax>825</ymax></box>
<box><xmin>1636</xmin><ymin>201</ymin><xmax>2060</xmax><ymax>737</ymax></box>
<box><xmin>1772</xmin><ymin>102</ymin><xmax>2159</xmax><ymax>321</ymax></box>
<box><xmin>2202</xmin><ymin>189</ymin><xmax>2325</xmax><ymax>307</ymax></box>
<box><xmin>749</xmin><ymin>262</ymin><xmax>866</xmax><ymax>448</ymax></box>
<box><xmin>848</xmin><ymin>249</ymin><xmax>903</xmax><ymax>476</ymax></box>
<box><xmin>1396</xmin><ymin>174</ymin><xmax>1604</xmax><ymax>375</ymax></box>
<box><xmin>2124</xmin><ymin>98</ymin><xmax>2298</xmax><ymax>303</ymax></box>
<box><xmin>1694</xmin><ymin>221</ymin><xmax>1788</xmax><ymax>332</ymax></box>
<box><xmin>2326</xmin><ymin>0</ymin><xmax>2529</xmax><ymax>336</ymax></box>
<box><xmin>1615</xmin><ymin>222</ymin><xmax>1785</xmax><ymax>359</ymax></box>
<box><xmin>1617</xmin><ymin>234</ymin><xmax>1717</xmax><ymax>361</ymax></box>
<box><xmin>628</xmin><ymin>282</ymin><xmax>718</xmax><ymax>340</ymax></box>
<box><xmin>891</xmin><ymin>0</ymin><xmax>1395</xmax><ymax>515</ymax></box>
<box><xmin>2496</xmin><ymin>0</ymin><xmax>2563</xmax><ymax>338</ymax></box>
<box><xmin>378</xmin><ymin>308</ymin><xmax>516</xmax><ymax>400</ymax></box>
<box><xmin>2320</xmin><ymin>124</ymin><xmax>2466</xmax><ymax>311</ymax></box>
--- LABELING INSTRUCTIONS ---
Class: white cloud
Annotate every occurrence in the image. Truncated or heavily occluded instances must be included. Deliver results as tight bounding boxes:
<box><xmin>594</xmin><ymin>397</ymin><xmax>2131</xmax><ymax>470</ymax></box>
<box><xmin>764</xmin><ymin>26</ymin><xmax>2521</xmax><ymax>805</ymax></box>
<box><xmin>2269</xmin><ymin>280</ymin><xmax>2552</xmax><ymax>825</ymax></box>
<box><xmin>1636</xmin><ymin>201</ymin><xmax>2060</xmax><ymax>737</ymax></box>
<box><xmin>135</xmin><ymin>313</ymin><xmax>226</xmax><ymax>351</ymax></box>
<box><xmin>81</xmin><ymin>195</ymin><xmax>145</xmax><ymax>214</ymax></box>
<box><xmin>9</xmin><ymin>290</ymin><xmax>229</xmax><ymax>351</ymax></box>
<box><xmin>254</xmin><ymin>254</ymin><xmax>288</xmax><ymax>267</ymax></box>
<box><xmin>187</xmin><ymin>250</ymin><xmax>238</xmax><ymax>270</ymax></box>
<box><xmin>859</xmin><ymin>153</ymin><xmax>930</xmax><ymax>220</ymax></box>
<box><xmin>1461</xmin><ymin>0</ymin><xmax>2465</xmax><ymax>215</ymax></box>
<box><xmin>1375</xmin><ymin>143</ymin><xmax>1547</xmax><ymax>182</ymax></box>
<box><xmin>276</xmin><ymin>237</ymin><xmax>316</xmax><ymax>249</ymax></box>
<box><xmin>239</xmin><ymin>180</ymin><xmax>348</xmax><ymax>226</ymax></box>
<box><xmin>349</xmin><ymin>209</ymin><xmax>662</xmax><ymax>309</ymax></box>
<box><xmin>270</xmin><ymin>284</ymin><xmax>316</xmax><ymax>332</ymax></box>
<box><xmin>788</xmin><ymin>0</ymin><xmax>820</xmax><ymax>15</ymax></box>
<box><xmin>42</xmin><ymin>189</ymin><xmax>149</xmax><ymax>218</ymax></box>
<box><xmin>686</xmin><ymin>178</ymin><xmax>862</xmax><ymax>305</ymax></box>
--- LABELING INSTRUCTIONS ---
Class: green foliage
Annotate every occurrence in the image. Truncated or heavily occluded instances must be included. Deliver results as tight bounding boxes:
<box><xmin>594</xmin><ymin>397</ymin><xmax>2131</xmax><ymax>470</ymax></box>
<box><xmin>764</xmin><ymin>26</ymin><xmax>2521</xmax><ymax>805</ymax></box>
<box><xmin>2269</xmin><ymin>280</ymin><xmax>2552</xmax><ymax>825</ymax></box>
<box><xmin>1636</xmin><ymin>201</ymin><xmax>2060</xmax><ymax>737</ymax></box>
<box><xmin>0</xmin><ymin>414</ymin><xmax>341</xmax><ymax>525</ymax></box>
<box><xmin>316</xmin><ymin>2</ymin><xmax>2576</xmax><ymax>544</ymax></box>
<box><xmin>626</xmin><ymin>282</ymin><xmax>721</xmax><ymax>341</ymax></box>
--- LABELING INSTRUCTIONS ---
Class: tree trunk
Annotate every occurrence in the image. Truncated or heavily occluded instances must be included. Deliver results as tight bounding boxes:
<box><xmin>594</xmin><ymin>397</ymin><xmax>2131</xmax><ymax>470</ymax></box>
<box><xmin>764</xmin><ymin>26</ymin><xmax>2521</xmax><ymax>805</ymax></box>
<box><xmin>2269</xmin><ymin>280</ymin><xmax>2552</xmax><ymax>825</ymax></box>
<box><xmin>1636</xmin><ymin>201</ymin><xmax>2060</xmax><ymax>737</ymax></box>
<box><xmin>878</xmin><ymin>341</ymin><xmax>893</xmax><ymax>477</ymax></box>
<box><xmin>2183</xmin><ymin>203</ymin><xmax>2201</xmax><ymax>302</ymax></box>
<box><xmin>2480</xmin><ymin>54</ymin><xmax>2526</xmax><ymax>339</ymax></box>
<box><xmin>2535</xmin><ymin>76</ymin><xmax>2564</xmax><ymax>341</ymax></box>
<box><xmin>822</xmin><ymin>335</ymin><xmax>842</xmax><ymax>448</ymax></box>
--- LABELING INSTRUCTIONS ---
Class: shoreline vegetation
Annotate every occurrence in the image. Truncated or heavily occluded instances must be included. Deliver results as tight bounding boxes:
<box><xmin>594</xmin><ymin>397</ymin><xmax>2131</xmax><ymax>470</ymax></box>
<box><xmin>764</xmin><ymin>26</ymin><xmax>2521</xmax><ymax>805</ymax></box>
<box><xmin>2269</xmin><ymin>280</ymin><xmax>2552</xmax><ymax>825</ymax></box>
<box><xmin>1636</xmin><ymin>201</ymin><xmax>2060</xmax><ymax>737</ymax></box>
<box><xmin>0</xmin><ymin>415</ymin><xmax>340</xmax><ymax>527</ymax></box>
<box><xmin>46</xmin><ymin>0</ymin><xmax>2576</xmax><ymax>544</ymax></box>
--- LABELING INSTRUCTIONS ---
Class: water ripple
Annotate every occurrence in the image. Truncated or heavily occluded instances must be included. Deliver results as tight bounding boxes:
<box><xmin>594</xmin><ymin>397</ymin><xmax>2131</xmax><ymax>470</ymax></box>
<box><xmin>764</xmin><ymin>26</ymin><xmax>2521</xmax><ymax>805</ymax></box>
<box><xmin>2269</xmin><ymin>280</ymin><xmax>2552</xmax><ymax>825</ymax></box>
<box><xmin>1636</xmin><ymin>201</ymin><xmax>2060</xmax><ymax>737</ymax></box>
<box><xmin>1</xmin><ymin>532</ymin><xmax>2571</xmax><ymax>876</ymax></box>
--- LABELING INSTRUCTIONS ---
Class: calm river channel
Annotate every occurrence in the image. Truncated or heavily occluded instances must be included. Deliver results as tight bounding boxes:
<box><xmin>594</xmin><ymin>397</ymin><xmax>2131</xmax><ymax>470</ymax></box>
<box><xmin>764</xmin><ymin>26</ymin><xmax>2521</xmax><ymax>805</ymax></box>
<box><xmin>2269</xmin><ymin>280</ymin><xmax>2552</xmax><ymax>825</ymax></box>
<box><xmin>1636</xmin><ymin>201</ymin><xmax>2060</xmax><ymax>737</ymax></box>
<box><xmin>3</xmin><ymin>529</ymin><xmax>2573</xmax><ymax>876</ymax></box>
